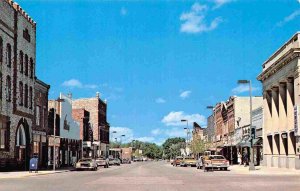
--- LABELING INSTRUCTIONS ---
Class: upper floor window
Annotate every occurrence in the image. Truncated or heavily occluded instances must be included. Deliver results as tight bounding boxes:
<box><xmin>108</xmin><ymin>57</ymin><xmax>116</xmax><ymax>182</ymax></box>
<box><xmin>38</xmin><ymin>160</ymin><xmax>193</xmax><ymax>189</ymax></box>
<box><xmin>19</xmin><ymin>51</ymin><xmax>23</xmax><ymax>73</ymax></box>
<box><xmin>36</xmin><ymin>106</ymin><xmax>40</xmax><ymax>126</ymax></box>
<box><xmin>0</xmin><ymin>120</ymin><xmax>8</xmax><ymax>150</ymax></box>
<box><xmin>23</xmin><ymin>28</ymin><xmax>31</xmax><ymax>42</ymax></box>
<box><xmin>7</xmin><ymin>43</ymin><xmax>11</xmax><ymax>67</ymax></box>
<box><xmin>0</xmin><ymin>37</ymin><xmax>3</xmax><ymax>64</ymax></box>
<box><xmin>29</xmin><ymin>86</ymin><xmax>33</xmax><ymax>109</ymax></box>
<box><xmin>19</xmin><ymin>82</ymin><xmax>23</xmax><ymax>106</ymax></box>
<box><xmin>25</xmin><ymin>54</ymin><xmax>28</xmax><ymax>76</ymax></box>
<box><xmin>6</xmin><ymin>75</ymin><xmax>11</xmax><ymax>102</ymax></box>
<box><xmin>30</xmin><ymin>58</ymin><xmax>34</xmax><ymax>78</ymax></box>
<box><xmin>24</xmin><ymin>84</ymin><xmax>28</xmax><ymax>108</ymax></box>
<box><xmin>0</xmin><ymin>73</ymin><xmax>2</xmax><ymax>100</ymax></box>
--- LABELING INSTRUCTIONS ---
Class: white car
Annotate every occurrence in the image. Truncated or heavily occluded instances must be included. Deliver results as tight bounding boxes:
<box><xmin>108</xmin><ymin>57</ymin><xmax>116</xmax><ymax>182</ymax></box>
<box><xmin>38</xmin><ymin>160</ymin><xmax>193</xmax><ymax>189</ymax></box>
<box><xmin>75</xmin><ymin>158</ymin><xmax>98</xmax><ymax>171</ymax></box>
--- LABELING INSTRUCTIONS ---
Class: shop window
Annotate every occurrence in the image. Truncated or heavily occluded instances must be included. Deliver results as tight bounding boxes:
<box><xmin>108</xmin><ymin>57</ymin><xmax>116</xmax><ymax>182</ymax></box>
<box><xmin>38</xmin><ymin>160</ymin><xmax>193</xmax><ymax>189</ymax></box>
<box><xmin>0</xmin><ymin>120</ymin><xmax>8</xmax><ymax>150</ymax></box>
<box><xmin>281</xmin><ymin>133</ymin><xmax>288</xmax><ymax>156</ymax></box>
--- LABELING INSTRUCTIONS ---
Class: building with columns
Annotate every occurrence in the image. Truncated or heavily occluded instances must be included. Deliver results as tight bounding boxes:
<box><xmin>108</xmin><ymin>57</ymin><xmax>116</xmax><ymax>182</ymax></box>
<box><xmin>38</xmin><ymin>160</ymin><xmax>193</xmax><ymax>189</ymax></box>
<box><xmin>258</xmin><ymin>32</ymin><xmax>300</xmax><ymax>169</ymax></box>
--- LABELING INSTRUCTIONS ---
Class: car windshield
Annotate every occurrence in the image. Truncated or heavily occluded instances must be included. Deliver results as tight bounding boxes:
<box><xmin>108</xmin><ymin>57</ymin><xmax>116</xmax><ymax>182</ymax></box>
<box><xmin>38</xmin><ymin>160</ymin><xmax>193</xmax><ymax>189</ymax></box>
<box><xmin>176</xmin><ymin>157</ymin><xmax>183</xmax><ymax>159</ymax></box>
<box><xmin>79</xmin><ymin>159</ymin><xmax>92</xmax><ymax>162</ymax></box>
<box><xmin>210</xmin><ymin>156</ymin><xmax>225</xmax><ymax>160</ymax></box>
<box><xmin>185</xmin><ymin>157</ymin><xmax>194</xmax><ymax>160</ymax></box>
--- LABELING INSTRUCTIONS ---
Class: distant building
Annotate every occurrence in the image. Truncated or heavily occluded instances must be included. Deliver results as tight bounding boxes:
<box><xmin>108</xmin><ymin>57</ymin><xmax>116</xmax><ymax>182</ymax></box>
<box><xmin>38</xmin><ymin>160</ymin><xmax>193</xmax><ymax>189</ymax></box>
<box><xmin>257</xmin><ymin>32</ymin><xmax>300</xmax><ymax>169</ymax></box>
<box><xmin>204</xmin><ymin>114</ymin><xmax>215</xmax><ymax>143</ymax></box>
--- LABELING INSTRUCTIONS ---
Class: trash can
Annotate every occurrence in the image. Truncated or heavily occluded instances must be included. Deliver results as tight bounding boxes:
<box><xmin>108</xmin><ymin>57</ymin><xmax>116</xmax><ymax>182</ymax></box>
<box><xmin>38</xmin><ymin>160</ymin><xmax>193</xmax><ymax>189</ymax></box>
<box><xmin>29</xmin><ymin>157</ymin><xmax>38</xmax><ymax>173</ymax></box>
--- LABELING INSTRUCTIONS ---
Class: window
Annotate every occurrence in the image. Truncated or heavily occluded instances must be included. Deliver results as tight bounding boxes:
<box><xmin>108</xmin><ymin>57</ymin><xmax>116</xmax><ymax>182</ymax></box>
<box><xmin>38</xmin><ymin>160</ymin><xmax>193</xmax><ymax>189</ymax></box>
<box><xmin>7</xmin><ymin>43</ymin><xmax>11</xmax><ymax>67</ymax></box>
<box><xmin>29</xmin><ymin>87</ymin><xmax>33</xmax><ymax>109</ymax></box>
<box><xmin>23</xmin><ymin>28</ymin><xmax>31</xmax><ymax>42</ymax></box>
<box><xmin>24</xmin><ymin>84</ymin><xmax>28</xmax><ymax>108</ymax></box>
<box><xmin>30</xmin><ymin>58</ymin><xmax>33</xmax><ymax>78</ymax></box>
<box><xmin>19</xmin><ymin>82</ymin><xmax>23</xmax><ymax>106</ymax></box>
<box><xmin>25</xmin><ymin>54</ymin><xmax>28</xmax><ymax>76</ymax></box>
<box><xmin>0</xmin><ymin>73</ymin><xmax>2</xmax><ymax>100</ymax></box>
<box><xmin>6</xmin><ymin>76</ymin><xmax>11</xmax><ymax>102</ymax></box>
<box><xmin>0</xmin><ymin>120</ymin><xmax>8</xmax><ymax>150</ymax></box>
<box><xmin>19</xmin><ymin>51</ymin><xmax>23</xmax><ymax>73</ymax></box>
<box><xmin>36</xmin><ymin>106</ymin><xmax>40</xmax><ymax>126</ymax></box>
<box><xmin>0</xmin><ymin>37</ymin><xmax>3</xmax><ymax>64</ymax></box>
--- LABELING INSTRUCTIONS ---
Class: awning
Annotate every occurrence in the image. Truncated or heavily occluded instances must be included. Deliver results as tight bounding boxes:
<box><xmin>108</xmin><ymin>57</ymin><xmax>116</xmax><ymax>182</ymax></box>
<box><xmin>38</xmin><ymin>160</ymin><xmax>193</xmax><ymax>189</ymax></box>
<box><xmin>236</xmin><ymin>137</ymin><xmax>251</xmax><ymax>147</ymax></box>
<box><xmin>253</xmin><ymin>138</ymin><xmax>262</xmax><ymax>146</ymax></box>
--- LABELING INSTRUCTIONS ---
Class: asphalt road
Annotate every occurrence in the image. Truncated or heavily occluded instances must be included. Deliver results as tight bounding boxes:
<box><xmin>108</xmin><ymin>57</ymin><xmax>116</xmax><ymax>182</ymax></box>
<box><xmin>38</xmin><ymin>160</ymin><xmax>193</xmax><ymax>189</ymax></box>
<box><xmin>1</xmin><ymin>161</ymin><xmax>300</xmax><ymax>191</ymax></box>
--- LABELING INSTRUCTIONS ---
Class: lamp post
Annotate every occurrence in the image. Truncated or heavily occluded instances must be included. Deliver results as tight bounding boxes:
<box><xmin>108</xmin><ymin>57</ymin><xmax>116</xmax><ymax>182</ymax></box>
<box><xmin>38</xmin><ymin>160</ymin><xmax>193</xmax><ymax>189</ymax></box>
<box><xmin>181</xmin><ymin>119</ymin><xmax>189</xmax><ymax>156</ymax></box>
<box><xmin>53</xmin><ymin>98</ymin><xmax>65</xmax><ymax>171</ymax></box>
<box><xmin>238</xmin><ymin>79</ymin><xmax>255</xmax><ymax>171</ymax></box>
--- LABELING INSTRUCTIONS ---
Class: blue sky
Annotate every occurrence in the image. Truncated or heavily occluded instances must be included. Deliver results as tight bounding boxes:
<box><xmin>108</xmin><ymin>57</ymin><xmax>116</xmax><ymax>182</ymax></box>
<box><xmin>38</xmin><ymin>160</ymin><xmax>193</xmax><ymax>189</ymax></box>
<box><xmin>17</xmin><ymin>0</ymin><xmax>300</xmax><ymax>145</ymax></box>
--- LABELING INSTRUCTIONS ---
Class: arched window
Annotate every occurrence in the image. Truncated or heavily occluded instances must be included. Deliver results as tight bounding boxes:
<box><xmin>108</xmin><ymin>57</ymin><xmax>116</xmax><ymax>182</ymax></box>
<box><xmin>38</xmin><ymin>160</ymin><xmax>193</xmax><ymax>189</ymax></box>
<box><xmin>19</xmin><ymin>51</ymin><xmax>23</xmax><ymax>73</ymax></box>
<box><xmin>25</xmin><ymin>54</ymin><xmax>28</xmax><ymax>76</ymax></box>
<box><xmin>29</xmin><ymin>86</ymin><xmax>32</xmax><ymax>109</ymax></box>
<box><xmin>6</xmin><ymin>75</ymin><xmax>11</xmax><ymax>102</ymax></box>
<box><xmin>7</xmin><ymin>43</ymin><xmax>11</xmax><ymax>67</ymax></box>
<box><xmin>30</xmin><ymin>58</ymin><xmax>33</xmax><ymax>78</ymax></box>
<box><xmin>24</xmin><ymin>84</ymin><xmax>28</xmax><ymax>108</ymax></box>
<box><xmin>16</xmin><ymin>125</ymin><xmax>26</xmax><ymax>146</ymax></box>
<box><xmin>19</xmin><ymin>82</ymin><xmax>23</xmax><ymax>106</ymax></box>
<box><xmin>0</xmin><ymin>37</ymin><xmax>3</xmax><ymax>64</ymax></box>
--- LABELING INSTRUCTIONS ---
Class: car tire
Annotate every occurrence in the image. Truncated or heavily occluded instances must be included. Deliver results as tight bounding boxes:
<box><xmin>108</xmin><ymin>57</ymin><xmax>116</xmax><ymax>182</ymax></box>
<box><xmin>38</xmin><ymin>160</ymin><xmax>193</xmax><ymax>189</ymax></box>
<box><xmin>224</xmin><ymin>167</ymin><xmax>228</xmax><ymax>171</ymax></box>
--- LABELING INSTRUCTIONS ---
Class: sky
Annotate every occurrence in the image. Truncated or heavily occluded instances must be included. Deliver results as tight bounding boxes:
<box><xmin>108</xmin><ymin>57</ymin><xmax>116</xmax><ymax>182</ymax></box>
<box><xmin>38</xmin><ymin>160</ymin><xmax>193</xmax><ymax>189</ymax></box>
<box><xmin>17</xmin><ymin>0</ymin><xmax>300</xmax><ymax>145</ymax></box>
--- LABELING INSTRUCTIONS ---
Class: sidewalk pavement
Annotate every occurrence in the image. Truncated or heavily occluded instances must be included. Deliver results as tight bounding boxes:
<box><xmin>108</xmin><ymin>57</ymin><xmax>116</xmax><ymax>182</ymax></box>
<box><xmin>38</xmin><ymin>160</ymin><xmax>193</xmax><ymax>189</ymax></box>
<box><xmin>0</xmin><ymin>167</ymin><xmax>74</xmax><ymax>179</ymax></box>
<box><xmin>229</xmin><ymin>165</ymin><xmax>300</xmax><ymax>175</ymax></box>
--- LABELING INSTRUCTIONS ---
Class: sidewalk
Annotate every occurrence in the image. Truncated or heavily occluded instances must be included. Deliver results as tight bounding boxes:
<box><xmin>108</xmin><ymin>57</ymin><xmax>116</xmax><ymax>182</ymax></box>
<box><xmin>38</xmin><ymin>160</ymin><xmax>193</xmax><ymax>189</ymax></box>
<box><xmin>0</xmin><ymin>167</ymin><xmax>74</xmax><ymax>179</ymax></box>
<box><xmin>229</xmin><ymin>165</ymin><xmax>300</xmax><ymax>175</ymax></box>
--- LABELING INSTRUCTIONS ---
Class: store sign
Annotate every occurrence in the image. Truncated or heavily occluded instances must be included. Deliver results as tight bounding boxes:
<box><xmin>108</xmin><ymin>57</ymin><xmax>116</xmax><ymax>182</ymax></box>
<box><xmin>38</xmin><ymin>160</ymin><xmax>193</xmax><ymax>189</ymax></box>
<box><xmin>294</xmin><ymin>105</ymin><xmax>299</xmax><ymax>136</ymax></box>
<box><xmin>48</xmin><ymin>136</ymin><xmax>60</xmax><ymax>146</ymax></box>
<box><xmin>83</xmin><ymin>141</ymin><xmax>92</xmax><ymax>148</ymax></box>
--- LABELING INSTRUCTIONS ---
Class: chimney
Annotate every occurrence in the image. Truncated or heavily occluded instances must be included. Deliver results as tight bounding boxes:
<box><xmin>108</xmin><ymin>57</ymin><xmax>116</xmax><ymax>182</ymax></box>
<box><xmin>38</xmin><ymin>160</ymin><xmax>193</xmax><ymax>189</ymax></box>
<box><xmin>96</xmin><ymin>92</ymin><xmax>100</xmax><ymax>99</ymax></box>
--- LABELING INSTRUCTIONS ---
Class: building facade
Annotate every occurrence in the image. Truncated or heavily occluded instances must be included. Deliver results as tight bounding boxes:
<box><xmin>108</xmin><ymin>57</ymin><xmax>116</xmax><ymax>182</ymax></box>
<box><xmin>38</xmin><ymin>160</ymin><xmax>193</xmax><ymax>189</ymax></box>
<box><xmin>0</xmin><ymin>0</ymin><xmax>49</xmax><ymax>170</ymax></box>
<box><xmin>258</xmin><ymin>32</ymin><xmax>300</xmax><ymax>169</ymax></box>
<box><xmin>72</xmin><ymin>92</ymin><xmax>110</xmax><ymax>157</ymax></box>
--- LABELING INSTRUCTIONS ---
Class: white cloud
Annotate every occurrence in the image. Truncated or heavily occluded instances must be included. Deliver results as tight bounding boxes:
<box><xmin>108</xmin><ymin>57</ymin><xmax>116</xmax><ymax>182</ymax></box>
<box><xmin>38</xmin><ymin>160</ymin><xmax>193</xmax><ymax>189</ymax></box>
<box><xmin>180</xmin><ymin>90</ymin><xmax>191</xmax><ymax>99</ymax></box>
<box><xmin>162</xmin><ymin>111</ymin><xmax>206</xmax><ymax>126</ymax></box>
<box><xmin>62</xmin><ymin>79</ymin><xmax>98</xmax><ymax>89</ymax></box>
<box><xmin>110</xmin><ymin>127</ymin><xmax>134</xmax><ymax>143</ymax></box>
<box><xmin>298</xmin><ymin>0</ymin><xmax>300</xmax><ymax>4</ymax></box>
<box><xmin>120</xmin><ymin>7</ymin><xmax>127</xmax><ymax>16</ymax></box>
<box><xmin>231</xmin><ymin>84</ymin><xmax>259</xmax><ymax>94</ymax></box>
<box><xmin>276</xmin><ymin>9</ymin><xmax>300</xmax><ymax>27</ymax></box>
<box><xmin>151</xmin><ymin>128</ymin><xmax>162</xmax><ymax>135</ymax></box>
<box><xmin>136</xmin><ymin>137</ymin><xmax>155</xmax><ymax>142</ymax></box>
<box><xmin>151</xmin><ymin>127</ymin><xmax>188</xmax><ymax>139</ymax></box>
<box><xmin>213</xmin><ymin>0</ymin><xmax>235</xmax><ymax>9</ymax></box>
<box><xmin>155</xmin><ymin>97</ymin><xmax>166</xmax><ymax>104</ymax></box>
<box><xmin>180</xmin><ymin>2</ymin><xmax>223</xmax><ymax>34</ymax></box>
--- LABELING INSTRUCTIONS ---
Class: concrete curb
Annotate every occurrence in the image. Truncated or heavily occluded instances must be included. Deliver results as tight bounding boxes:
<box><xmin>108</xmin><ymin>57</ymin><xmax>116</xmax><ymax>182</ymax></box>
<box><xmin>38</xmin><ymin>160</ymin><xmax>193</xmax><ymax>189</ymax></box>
<box><xmin>0</xmin><ymin>169</ymin><xmax>72</xmax><ymax>179</ymax></box>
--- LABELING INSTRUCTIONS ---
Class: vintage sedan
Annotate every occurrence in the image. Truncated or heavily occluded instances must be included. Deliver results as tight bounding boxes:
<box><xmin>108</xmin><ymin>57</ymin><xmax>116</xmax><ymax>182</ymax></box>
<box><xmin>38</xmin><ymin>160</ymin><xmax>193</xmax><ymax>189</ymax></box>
<box><xmin>109</xmin><ymin>158</ymin><xmax>121</xmax><ymax>166</ymax></box>
<box><xmin>203</xmin><ymin>155</ymin><xmax>229</xmax><ymax>171</ymax></box>
<box><xmin>180</xmin><ymin>157</ymin><xmax>197</xmax><ymax>167</ymax></box>
<box><xmin>75</xmin><ymin>158</ymin><xmax>98</xmax><ymax>171</ymax></box>
<box><xmin>96</xmin><ymin>157</ymin><xmax>109</xmax><ymax>168</ymax></box>
<box><xmin>173</xmin><ymin>156</ymin><xmax>183</xmax><ymax>167</ymax></box>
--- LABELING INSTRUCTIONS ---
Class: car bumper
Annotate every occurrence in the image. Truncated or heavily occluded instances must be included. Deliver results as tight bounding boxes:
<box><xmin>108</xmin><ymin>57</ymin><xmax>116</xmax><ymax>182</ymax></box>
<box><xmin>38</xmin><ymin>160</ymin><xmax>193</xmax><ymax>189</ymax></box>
<box><xmin>206</xmin><ymin>164</ymin><xmax>229</xmax><ymax>168</ymax></box>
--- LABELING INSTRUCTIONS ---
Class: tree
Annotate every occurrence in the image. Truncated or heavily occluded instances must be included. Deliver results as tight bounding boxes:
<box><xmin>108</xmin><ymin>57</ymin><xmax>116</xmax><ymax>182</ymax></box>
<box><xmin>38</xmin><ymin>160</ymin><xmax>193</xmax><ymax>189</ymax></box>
<box><xmin>162</xmin><ymin>137</ymin><xmax>185</xmax><ymax>159</ymax></box>
<box><xmin>190</xmin><ymin>134</ymin><xmax>206</xmax><ymax>157</ymax></box>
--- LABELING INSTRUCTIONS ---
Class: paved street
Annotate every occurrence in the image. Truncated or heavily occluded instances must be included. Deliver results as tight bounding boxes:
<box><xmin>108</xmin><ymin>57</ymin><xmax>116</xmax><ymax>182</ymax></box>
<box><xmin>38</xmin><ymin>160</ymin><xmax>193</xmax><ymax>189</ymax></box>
<box><xmin>1</xmin><ymin>161</ymin><xmax>300</xmax><ymax>191</ymax></box>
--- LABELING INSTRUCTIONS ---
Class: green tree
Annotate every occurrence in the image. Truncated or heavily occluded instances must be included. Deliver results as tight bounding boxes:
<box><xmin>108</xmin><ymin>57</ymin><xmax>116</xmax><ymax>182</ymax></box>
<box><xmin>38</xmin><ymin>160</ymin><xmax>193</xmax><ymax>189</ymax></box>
<box><xmin>190</xmin><ymin>134</ymin><xmax>206</xmax><ymax>157</ymax></box>
<box><xmin>162</xmin><ymin>137</ymin><xmax>185</xmax><ymax>159</ymax></box>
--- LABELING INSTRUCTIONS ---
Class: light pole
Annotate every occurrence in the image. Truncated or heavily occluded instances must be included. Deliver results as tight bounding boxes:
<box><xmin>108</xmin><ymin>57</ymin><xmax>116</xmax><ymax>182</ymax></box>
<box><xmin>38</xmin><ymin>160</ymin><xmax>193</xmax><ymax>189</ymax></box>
<box><xmin>53</xmin><ymin>98</ymin><xmax>65</xmax><ymax>171</ymax></box>
<box><xmin>181</xmin><ymin>119</ymin><xmax>189</xmax><ymax>156</ymax></box>
<box><xmin>238</xmin><ymin>79</ymin><xmax>255</xmax><ymax>171</ymax></box>
<box><xmin>120</xmin><ymin>134</ymin><xmax>125</xmax><ymax>146</ymax></box>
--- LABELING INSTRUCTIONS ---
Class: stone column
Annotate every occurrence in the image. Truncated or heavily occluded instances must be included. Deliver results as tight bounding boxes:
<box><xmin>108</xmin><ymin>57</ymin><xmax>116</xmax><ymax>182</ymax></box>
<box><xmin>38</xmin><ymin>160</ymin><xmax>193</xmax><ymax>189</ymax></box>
<box><xmin>279</xmin><ymin>82</ymin><xmax>287</xmax><ymax>155</ymax></box>
<box><xmin>272</xmin><ymin>87</ymin><xmax>279</xmax><ymax>155</ymax></box>
<box><xmin>287</xmin><ymin>78</ymin><xmax>294</xmax><ymax>156</ymax></box>
<box><xmin>263</xmin><ymin>91</ymin><xmax>272</xmax><ymax>155</ymax></box>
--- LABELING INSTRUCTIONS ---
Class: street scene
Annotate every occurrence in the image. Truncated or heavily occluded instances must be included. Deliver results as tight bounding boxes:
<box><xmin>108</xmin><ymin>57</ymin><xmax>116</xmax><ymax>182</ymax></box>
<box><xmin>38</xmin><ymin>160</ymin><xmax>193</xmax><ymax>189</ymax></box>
<box><xmin>1</xmin><ymin>0</ymin><xmax>300</xmax><ymax>190</ymax></box>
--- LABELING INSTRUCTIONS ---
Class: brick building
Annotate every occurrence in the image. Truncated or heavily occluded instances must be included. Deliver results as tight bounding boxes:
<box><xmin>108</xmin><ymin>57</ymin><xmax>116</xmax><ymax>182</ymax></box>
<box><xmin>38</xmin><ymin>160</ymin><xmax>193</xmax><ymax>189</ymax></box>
<box><xmin>72</xmin><ymin>108</ymin><xmax>94</xmax><ymax>158</ymax></box>
<box><xmin>0</xmin><ymin>0</ymin><xmax>49</xmax><ymax>170</ymax></box>
<box><xmin>72</xmin><ymin>92</ymin><xmax>110</xmax><ymax>157</ymax></box>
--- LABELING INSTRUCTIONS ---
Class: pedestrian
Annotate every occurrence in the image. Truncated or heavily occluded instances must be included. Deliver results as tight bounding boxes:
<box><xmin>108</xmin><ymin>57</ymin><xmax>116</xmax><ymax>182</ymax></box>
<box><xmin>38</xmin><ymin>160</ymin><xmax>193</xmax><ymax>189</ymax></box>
<box><xmin>237</xmin><ymin>152</ymin><xmax>242</xmax><ymax>165</ymax></box>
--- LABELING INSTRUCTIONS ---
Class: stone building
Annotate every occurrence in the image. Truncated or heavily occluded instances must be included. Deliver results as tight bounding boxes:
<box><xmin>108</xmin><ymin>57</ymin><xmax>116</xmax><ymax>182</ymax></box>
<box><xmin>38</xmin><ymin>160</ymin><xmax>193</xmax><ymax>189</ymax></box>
<box><xmin>204</xmin><ymin>114</ymin><xmax>215</xmax><ymax>143</ymax></box>
<box><xmin>72</xmin><ymin>92</ymin><xmax>110</xmax><ymax>157</ymax></box>
<box><xmin>257</xmin><ymin>32</ymin><xmax>300</xmax><ymax>169</ymax></box>
<box><xmin>0</xmin><ymin>0</ymin><xmax>49</xmax><ymax>170</ymax></box>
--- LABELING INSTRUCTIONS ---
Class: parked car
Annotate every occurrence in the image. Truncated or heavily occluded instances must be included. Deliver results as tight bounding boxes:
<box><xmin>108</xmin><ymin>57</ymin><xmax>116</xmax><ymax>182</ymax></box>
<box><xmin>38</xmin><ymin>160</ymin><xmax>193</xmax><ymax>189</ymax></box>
<box><xmin>180</xmin><ymin>157</ymin><xmax>197</xmax><ymax>167</ymax></box>
<box><xmin>203</xmin><ymin>155</ymin><xmax>229</xmax><ymax>171</ymax></box>
<box><xmin>96</xmin><ymin>157</ymin><xmax>109</xmax><ymax>168</ymax></box>
<box><xmin>196</xmin><ymin>156</ymin><xmax>203</xmax><ymax>169</ymax></box>
<box><xmin>173</xmin><ymin>156</ymin><xmax>183</xmax><ymax>167</ymax></box>
<box><xmin>122</xmin><ymin>158</ymin><xmax>131</xmax><ymax>164</ymax></box>
<box><xmin>109</xmin><ymin>158</ymin><xmax>121</xmax><ymax>166</ymax></box>
<box><xmin>75</xmin><ymin>158</ymin><xmax>98</xmax><ymax>171</ymax></box>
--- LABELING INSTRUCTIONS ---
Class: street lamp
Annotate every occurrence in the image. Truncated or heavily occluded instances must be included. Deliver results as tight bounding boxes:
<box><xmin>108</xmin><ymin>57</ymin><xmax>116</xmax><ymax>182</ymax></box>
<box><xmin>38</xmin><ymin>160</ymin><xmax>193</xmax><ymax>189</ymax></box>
<box><xmin>181</xmin><ymin>119</ymin><xmax>189</xmax><ymax>156</ymax></box>
<box><xmin>238</xmin><ymin>79</ymin><xmax>255</xmax><ymax>171</ymax></box>
<box><xmin>120</xmin><ymin>134</ymin><xmax>125</xmax><ymax>146</ymax></box>
<box><xmin>53</xmin><ymin>98</ymin><xmax>65</xmax><ymax>171</ymax></box>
